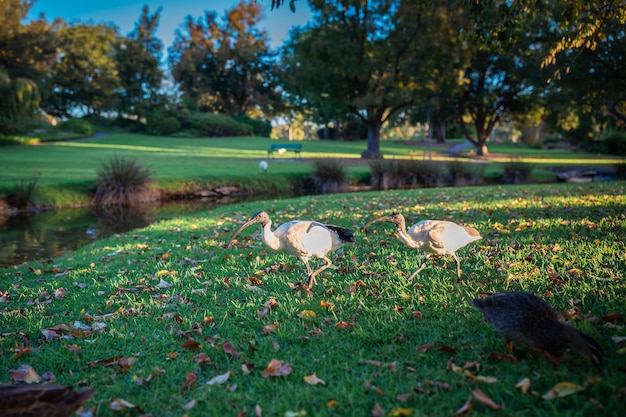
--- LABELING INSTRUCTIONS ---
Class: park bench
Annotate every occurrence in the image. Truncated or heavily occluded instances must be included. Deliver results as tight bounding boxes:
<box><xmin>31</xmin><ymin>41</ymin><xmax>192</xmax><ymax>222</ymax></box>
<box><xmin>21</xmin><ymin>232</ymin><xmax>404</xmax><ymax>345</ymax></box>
<box><xmin>267</xmin><ymin>143</ymin><xmax>302</xmax><ymax>158</ymax></box>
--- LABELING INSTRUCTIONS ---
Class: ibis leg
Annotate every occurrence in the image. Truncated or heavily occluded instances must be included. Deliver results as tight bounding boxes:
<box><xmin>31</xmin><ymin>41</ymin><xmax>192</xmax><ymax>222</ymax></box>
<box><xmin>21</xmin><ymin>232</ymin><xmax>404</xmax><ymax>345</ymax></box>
<box><xmin>408</xmin><ymin>254</ymin><xmax>430</xmax><ymax>281</ymax></box>
<box><xmin>307</xmin><ymin>257</ymin><xmax>333</xmax><ymax>290</ymax></box>
<box><xmin>453</xmin><ymin>254</ymin><xmax>462</xmax><ymax>282</ymax></box>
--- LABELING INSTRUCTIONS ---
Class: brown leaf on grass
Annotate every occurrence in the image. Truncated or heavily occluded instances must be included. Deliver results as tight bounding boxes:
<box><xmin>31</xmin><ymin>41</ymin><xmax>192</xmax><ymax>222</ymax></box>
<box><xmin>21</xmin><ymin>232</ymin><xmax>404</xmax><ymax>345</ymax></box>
<box><xmin>464</xmin><ymin>370</ymin><xmax>498</xmax><ymax>384</ymax></box>
<box><xmin>389</xmin><ymin>408</ymin><xmax>413</xmax><ymax>416</ymax></box>
<box><xmin>334</xmin><ymin>321</ymin><xmax>354</xmax><ymax>329</ymax></box>
<box><xmin>603</xmin><ymin>312</ymin><xmax>625</xmax><ymax>323</ymax></box>
<box><xmin>320</xmin><ymin>300</ymin><xmax>335</xmax><ymax>309</ymax></box>
<box><xmin>64</xmin><ymin>344</ymin><xmax>81</xmax><ymax>356</ymax></box>
<box><xmin>308</xmin><ymin>327</ymin><xmax>324</xmax><ymax>337</ymax></box>
<box><xmin>166</xmin><ymin>351</ymin><xmax>178</xmax><ymax>360</ymax></box>
<box><xmin>396</xmin><ymin>393</ymin><xmax>413</xmax><ymax>401</ymax></box>
<box><xmin>298</xmin><ymin>310</ymin><xmax>317</xmax><ymax>320</ymax></box>
<box><xmin>542</xmin><ymin>382</ymin><xmax>584</xmax><ymax>400</ymax></box>
<box><xmin>487</xmin><ymin>351</ymin><xmax>519</xmax><ymax>363</ymax></box>
<box><xmin>242</xmin><ymin>360</ymin><xmax>255</xmax><ymax>375</ymax></box>
<box><xmin>109</xmin><ymin>398</ymin><xmax>138</xmax><ymax>411</ymax></box>
<box><xmin>262</xmin><ymin>359</ymin><xmax>292</xmax><ymax>378</ymax></box>
<box><xmin>416</xmin><ymin>343</ymin><xmax>435</xmax><ymax>353</ymax></box>
<box><xmin>223</xmin><ymin>341</ymin><xmax>240</xmax><ymax>357</ymax></box>
<box><xmin>262</xmin><ymin>323</ymin><xmax>279</xmax><ymax>335</ymax></box>
<box><xmin>13</xmin><ymin>346</ymin><xmax>33</xmax><ymax>359</ymax></box>
<box><xmin>412</xmin><ymin>311</ymin><xmax>423</xmax><ymax>319</ymax></box>
<box><xmin>516</xmin><ymin>377</ymin><xmax>531</xmax><ymax>393</ymax></box>
<box><xmin>371</xmin><ymin>403</ymin><xmax>385</xmax><ymax>417</ymax></box>
<box><xmin>303</xmin><ymin>373</ymin><xmax>326</xmax><ymax>385</ymax></box>
<box><xmin>54</xmin><ymin>288</ymin><xmax>66</xmax><ymax>299</ymax></box>
<box><xmin>365</xmin><ymin>360</ymin><xmax>397</xmax><ymax>373</ymax></box>
<box><xmin>438</xmin><ymin>345</ymin><xmax>457</xmax><ymax>354</ymax></box>
<box><xmin>182</xmin><ymin>371</ymin><xmax>198</xmax><ymax>393</ymax></box>
<box><xmin>182</xmin><ymin>399</ymin><xmax>197</xmax><ymax>410</ymax></box>
<box><xmin>472</xmin><ymin>388</ymin><xmax>503</xmax><ymax>409</ymax></box>
<box><xmin>453</xmin><ymin>395</ymin><xmax>473</xmax><ymax>416</ymax></box>
<box><xmin>182</xmin><ymin>340</ymin><xmax>202</xmax><ymax>350</ymax></box>
<box><xmin>9</xmin><ymin>364</ymin><xmax>42</xmax><ymax>384</ymax></box>
<box><xmin>193</xmin><ymin>353</ymin><xmax>212</xmax><ymax>366</ymax></box>
<box><xmin>206</xmin><ymin>371</ymin><xmax>231</xmax><ymax>385</ymax></box>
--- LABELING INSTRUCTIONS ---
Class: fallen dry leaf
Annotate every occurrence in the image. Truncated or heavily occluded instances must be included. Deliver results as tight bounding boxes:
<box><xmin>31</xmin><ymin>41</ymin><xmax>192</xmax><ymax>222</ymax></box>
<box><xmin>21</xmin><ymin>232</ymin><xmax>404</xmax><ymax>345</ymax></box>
<box><xmin>334</xmin><ymin>321</ymin><xmax>354</xmax><ymax>329</ymax></box>
<box><xmin>303</xmin><ymin>373</ymin><xmax>326</xmax><ymax>385</ymax></box>
<box><xmin>542</xmin><ymin>382</ymin><xmax>584</xmax><ymax>400</ymax></box>
<box><xmin>472</xmin><ymin>388</ymin><xmax>503</xmax><ymax>409</ymax></box>
<box><xmin>182</xmin><ymin>340</ymin><xmax>202</xmax><ymax>350</ymax></box>
<box><xmin>371</xmin><ymin>403</ymin><xmax>385</xmax><ymax>417</ymax></box>
<box><xmin>516</xmin><ymin>377</ymin><xmax>531</xmax><ymax>393</ymax></box>
<box><xmin>262</xmin><ymin>323</ymin><xmax>279</xmax><ymax>335</ymax></box>
<box><xmin>223</xmin><ymin>341</ymin><xmax>241</xmax><ymax>357</ymax></box>
<box><xmin>453</xmin><ymin>395</ymin><xmax>473</xmax><ymax>416</ymax></box>
<box><xmin>262</xmin><ymin>359</ymin><xmax>292</xmax><ymax>378</ymax></box>
<box><xmin>298</xmin><ymin>310</ymin><xmax>317</xmax><ymax>320</ymax></box>
<box><xmin>193</xmin><ymin>352</ymin><xmax>212</xmax><ymax>366</ymax></box>
<box><xmin>9</xmin><ymin>364</ymin><xmax>42</xmax><ymax>384</ymax></box>
<box><xmin>389</xmin><ymin>408</ymin><xmax>413</xmax><ymax>416</ymax></box>
<box><xmin>109</xmin><ymin>398</ymin><xmax>137</xmax><ymax>410</ymax></box>
<box><xmin>206</xmin><ymin>371</ymin><xmax>231</xmax><ymax>386</ymax></box>
<box><xmin>182</xmin><ymin>399</ymin><xmax>197</xmax><ymax>410</ymax></box>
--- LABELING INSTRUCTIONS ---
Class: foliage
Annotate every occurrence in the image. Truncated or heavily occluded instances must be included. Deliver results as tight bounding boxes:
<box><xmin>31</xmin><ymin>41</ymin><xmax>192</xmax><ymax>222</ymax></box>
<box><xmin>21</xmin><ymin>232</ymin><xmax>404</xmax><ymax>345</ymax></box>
<box><xmin>233</xmin><ymin>114</ymin><xmax>272</xmax><ymax>137</ymax></box>
<box><xmin>281</xmin><ymin>0</ymin><xmax>427</xmax><ymax>158</ymax></box>
<box><xmin>0</xmin><ymin>135</ymin><xmax>39</xmax><ymax>146</ymax></box>
<box><xmin>146</xmin><ymin>110</ymin><xmax>181</xmax><ymax>136</ymax></box>
<box><xmin>369</xmin><ymin>159</ymin><xmax>445</xmax><ymax>189</ymax></box>
<box><xmin>58</xmin><ymin>118</ymin><xmax>94</xmax><ymax>136</ymax></box>
<box><xmin>188</xmin><ymin>113</ymin><xmax>251</xmax><ymax>137</ymax></box>
<box><xmin>7</xmin><ymin>173</ymin><xmax>40</xmax><ymax>209</ymax></box>
<box><xmin>0</xmin><ymin>181</ymin><xmax>624</xmax><ymax>416</ymax></box>
<box><xmin>114</xmin><ymin>6</ymin><xmax>164</xmax><ymax>120</ymax></box>
<box><xmin>309</xmin><ymin>158</ymin><xmax>348</xmax><ymax>194</ymax></box>
<box><xmin>43</xmin><ymin>22</ymin><xmax>121</xmax><ymax>117</ymax></box>
<box><xmin>93</xmin><ymin>156</ymin><xmax>155</xmax><ymax>206</ymax></box>
<box><xmin>168</xmin><ymin>1</ymin><xmax>281</xmax><ymax>117</ymax></box>
<box><xmin>601</xmin><ymin>130</ymin><xmax>626</xmax><ymax>156</ymax></box>
<box><xmin>445</xmin><ymin>160</ymin><xmax>486</xmax><ymax>186</ymax></box>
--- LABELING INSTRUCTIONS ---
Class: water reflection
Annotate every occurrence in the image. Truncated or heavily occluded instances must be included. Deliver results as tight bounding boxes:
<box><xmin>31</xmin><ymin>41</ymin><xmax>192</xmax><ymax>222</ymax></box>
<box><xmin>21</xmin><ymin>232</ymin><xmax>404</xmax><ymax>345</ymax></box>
<box><xmin>0</xmin><ymin>197</ymin><xmax>257</xmax><ymax>267</ymax></box>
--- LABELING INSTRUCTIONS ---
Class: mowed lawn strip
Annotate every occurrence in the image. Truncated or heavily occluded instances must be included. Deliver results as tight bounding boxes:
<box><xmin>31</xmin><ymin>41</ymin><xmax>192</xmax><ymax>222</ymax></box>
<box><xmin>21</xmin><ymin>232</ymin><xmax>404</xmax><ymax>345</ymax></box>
<box><xmin>0</xmin><ymin>133</ymin><xmax>621</xmax><ymax>207</ymax></box>
<box><xmin>1</xmin><ymin>181</ymin><xmax>625</xmax><ymax>416</ymax></box>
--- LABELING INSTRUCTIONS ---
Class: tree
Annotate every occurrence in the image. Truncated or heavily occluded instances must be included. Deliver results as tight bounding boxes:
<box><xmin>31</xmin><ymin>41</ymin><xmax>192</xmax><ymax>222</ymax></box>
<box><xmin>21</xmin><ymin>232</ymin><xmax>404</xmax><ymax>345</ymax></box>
<box><xmin>168</xmin><ymin>1</ymin><xmax>281</xmax><ymax>117</ymax></box>
<box><xmin>44</xmin><ymin>22</ymin><xmax>121</xmax><ymax>116</ymax></box>
<box><xmin>281</xmin><ymin>0</ymin><xmax>427</xmax><ymax>158</ymax></box>
<box><xmin>0</xmin><ymin>0</ymin><xmax>57</xmax><ymax>132</ymax></box>
<box><xmin>115</xmin><ymin>6</ymin><xmax>164</xmax><ymax>120</ymax></box>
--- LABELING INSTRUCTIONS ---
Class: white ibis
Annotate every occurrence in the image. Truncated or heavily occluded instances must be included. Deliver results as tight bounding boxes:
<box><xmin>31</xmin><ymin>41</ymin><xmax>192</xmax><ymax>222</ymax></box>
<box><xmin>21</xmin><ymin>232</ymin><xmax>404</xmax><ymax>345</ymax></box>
<box><xmin>472</xmin><ymin>291</ymin><xmax>604</xmax><ymax>368</ymax></box>
<box><xmin>226</xmin><ymin>211</ymin><xmax>355</xmax><ymax>291</ymax></box>
<box><xmin>363</xmin><ymin>212</ymin><xmax>481</xmax><ymax>281</ymax></box>
<box><xmin>259</xmin><ymin>160</ymin><xmax>268</xmax><ymax>173</ymax></box>
<box><xmin>0</xmin><ymin>384</ymin><xmax>94</xmax><ymax>417</ymax></box>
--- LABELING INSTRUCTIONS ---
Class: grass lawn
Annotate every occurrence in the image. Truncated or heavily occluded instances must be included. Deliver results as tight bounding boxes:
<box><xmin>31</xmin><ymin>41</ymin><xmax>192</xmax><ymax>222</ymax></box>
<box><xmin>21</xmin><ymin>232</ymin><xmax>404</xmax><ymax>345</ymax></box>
<box><xmin>0</xmin><ymin>133</ymin><xmax>622</xmax><ymax>208</ymax></box>
<box><xmin>1</xmin><ymin>181</ymin><xmax>624</xmax><ymax>416</ymax></box>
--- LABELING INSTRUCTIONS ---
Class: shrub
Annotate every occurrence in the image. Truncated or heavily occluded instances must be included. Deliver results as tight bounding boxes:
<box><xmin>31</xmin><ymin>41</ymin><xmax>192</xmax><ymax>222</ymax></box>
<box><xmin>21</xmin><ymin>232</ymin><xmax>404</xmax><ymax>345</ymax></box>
<box><xmin>310</xmin><ymin>159</ymin><xmax>349</xmax><ymax>194</ymax></box>
<box><xmin>445</xmin><ymin>161</ymin><xmax>485</xmax><ymax>186</ymax></box>
<box><xmin>58</xmin><ymin>118</ymin><xmax>94</xmax><ymax>136</ymax></box>
<box><xmin>234</xmin><ymin>115</ymin><xmax>272</xmax><ymax>137</ymax></box>
<box><xmin>190</xmin><ymin>113</ymin><xmax>251</xmax><ymax>137</ymax></box>
<box><xmin>0</xmin><ymin>135</ymin><xmax>40</xmax><ymax>146</ymax></box>
<box><xmin>500</xmin><ymin>157</ymin><xmax>534</xmax><ymax>184</ymax></box>
<box><xmin>603</xmin><ymin>130</ymin><xmax>626</xmax><ymax>156</ymax></box>
<box><xmin>369</xmin><ymin>159</ymin><xmax>443</xmax><ymax>189</ymax></box>
<box><xmin>6</xmin><ymin>174</ymin><xmax>40</xmax><ymax>209</ymax></box>
<box><xmin>146</xmin><ymin>110</ymin><xmax>181</xmax><ymax>136</ymax></box>
<box><xmin>93</xmin><ymin>156</ymin><xmax>156</xmax><ymax>206</ymax></box>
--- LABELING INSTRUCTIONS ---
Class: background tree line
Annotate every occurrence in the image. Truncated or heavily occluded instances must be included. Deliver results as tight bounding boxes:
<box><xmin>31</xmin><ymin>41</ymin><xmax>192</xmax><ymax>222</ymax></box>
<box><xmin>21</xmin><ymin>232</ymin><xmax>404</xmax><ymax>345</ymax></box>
<box><xmin>1</xmin><ymin>0</ymin><xmax>624</xmax><ymax>158</ymax></box>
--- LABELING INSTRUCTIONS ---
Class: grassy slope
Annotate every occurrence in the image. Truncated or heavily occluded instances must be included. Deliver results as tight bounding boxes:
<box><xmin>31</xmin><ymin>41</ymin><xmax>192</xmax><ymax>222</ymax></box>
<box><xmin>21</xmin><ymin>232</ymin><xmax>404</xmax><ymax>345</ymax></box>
<box><xmin>0</xmin><ymin>134</ymin><xmax>621</xmax><ymax>207</ymax></box>
<box><xmin>0</xmin><ymin>181</ymin><xmax>624</xmax><ymax>416</ymax></box>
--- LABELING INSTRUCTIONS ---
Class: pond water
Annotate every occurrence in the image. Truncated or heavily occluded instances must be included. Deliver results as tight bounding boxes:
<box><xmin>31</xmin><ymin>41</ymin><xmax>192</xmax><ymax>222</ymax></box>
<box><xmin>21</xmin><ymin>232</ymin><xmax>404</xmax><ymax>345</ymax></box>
<box><xmin>0</xmin><ymin>196</ymin><xmax>264</xmax><ymax>267</ymax></box>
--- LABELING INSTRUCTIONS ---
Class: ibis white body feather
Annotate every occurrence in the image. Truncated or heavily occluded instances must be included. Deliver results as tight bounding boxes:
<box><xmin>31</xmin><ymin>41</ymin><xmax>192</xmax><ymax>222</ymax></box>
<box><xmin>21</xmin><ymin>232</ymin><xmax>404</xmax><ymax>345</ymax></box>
<box><xmin>364</xmin><ymin>213</ymin><xmax>481</xmax><ymax>281</ymax></box>
<box><xmin>228</xmin><ymin>211</ymin><xmax>355</xmax><ymax>291</ymax></box>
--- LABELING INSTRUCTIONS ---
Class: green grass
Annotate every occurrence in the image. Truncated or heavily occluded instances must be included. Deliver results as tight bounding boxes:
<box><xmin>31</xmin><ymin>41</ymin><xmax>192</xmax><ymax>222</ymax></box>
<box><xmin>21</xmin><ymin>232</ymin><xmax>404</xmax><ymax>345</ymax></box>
<box><xmin>1</xmin><ymin>181</ymin><xmax>624</xmax><ymax>416</ymax></box>
<box><xmin>0</xmin><ymin>134</ymin><xmax>621</xmax><ymax>207</ymax></box>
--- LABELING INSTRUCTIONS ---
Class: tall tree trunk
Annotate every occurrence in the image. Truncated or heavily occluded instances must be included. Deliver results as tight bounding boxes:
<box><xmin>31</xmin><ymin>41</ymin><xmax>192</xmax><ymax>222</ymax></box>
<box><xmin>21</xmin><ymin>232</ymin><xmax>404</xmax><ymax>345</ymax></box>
<box><xmin>434</xmin><ymin>119</ymin><xmax>446</xmax><ymax>143</ymax></box>
<box><xmin>361</xmin><ymin>120</ymin><xmax>383</xmax><ymax>159</ymax></box>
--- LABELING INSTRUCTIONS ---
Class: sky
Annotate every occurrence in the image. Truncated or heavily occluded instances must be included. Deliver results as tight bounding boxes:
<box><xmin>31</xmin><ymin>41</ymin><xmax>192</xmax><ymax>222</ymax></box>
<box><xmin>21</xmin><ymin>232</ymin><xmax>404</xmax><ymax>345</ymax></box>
<box><xmin>28</xmin><ymin>0</ymin><xmax>312</xmax><ymax>52</ymax></box>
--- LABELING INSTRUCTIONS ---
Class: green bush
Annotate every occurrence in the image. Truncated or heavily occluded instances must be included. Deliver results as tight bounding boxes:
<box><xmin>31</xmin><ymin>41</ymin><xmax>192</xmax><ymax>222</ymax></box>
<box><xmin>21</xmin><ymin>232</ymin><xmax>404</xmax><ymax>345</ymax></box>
<box><xmin>0</xmin><ymin>135</ymin><xmax>40</xmax><ymax>146</ymax></box>
<box><xmin>368</xmin><ymin>159</ymin><xmax>444</xmax><ymax>189</ymax></box>
<box><xmin>234</xmin><ymin>115</ymin><xmax>272</xmax><ymax>137</ymax></box>
<box><xmin>93</xmin><ymin>156</ymin><xmax>156</xmax><ymax>206</ymax></box>
<box><xmin>146</xmin><ymin>110</ymin><xmax>181</xmax><ymax>136</ymax></box>
<box><xmin>310</xmin><ymin>158</ymin><xmax>349</xmax><ymax>194</ymax></box>
<box><xmin>58</xmin><ymin>118</ymin><xmax>94</xmax><ymax>136</ymax></box>
<box><xmin>604</xmin><ymin>130</ymin><xmax>626</xmax><ymax>156</ymax></box>
<box><xmin>500</xmin><ymin>157</ymin><xmax>534</xmax><ymax>184</ymax></box>
<box><xmin>445</xmin><ymin>160</ymin><xmax>485</xmax><ymax>186</ymax></box>
<box><xmin>189</xmin><ymin>113</ymin><xmax>251</xmax><ymax>137</ymax></box>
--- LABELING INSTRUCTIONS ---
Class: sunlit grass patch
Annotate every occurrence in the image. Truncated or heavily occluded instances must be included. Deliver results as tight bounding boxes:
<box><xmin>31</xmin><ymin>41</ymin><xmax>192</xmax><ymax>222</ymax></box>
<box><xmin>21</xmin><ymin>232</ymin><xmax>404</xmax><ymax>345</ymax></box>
<box><xmin>0</xmin><ymin>181</ymin><xmax>624</xmax><ymax>416</ymax></box>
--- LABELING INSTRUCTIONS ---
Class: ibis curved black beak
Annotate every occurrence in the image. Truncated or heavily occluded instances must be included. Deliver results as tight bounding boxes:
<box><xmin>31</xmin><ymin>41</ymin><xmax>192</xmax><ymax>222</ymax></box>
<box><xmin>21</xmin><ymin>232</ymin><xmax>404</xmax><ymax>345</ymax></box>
<box><xmin>362</xmin><ymin>215</ymin><xmax>394</xmax><ymax>231</ymax></box>
<box><xmin>226</xmin><ymin>217</ymin><xmax>260</xmax><ymax>248</ymax></box>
